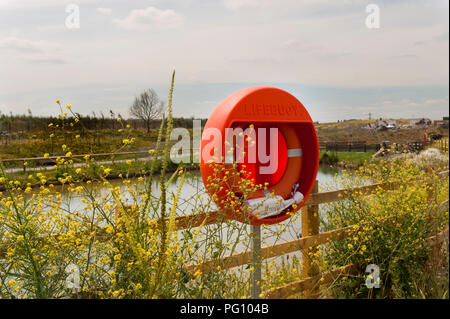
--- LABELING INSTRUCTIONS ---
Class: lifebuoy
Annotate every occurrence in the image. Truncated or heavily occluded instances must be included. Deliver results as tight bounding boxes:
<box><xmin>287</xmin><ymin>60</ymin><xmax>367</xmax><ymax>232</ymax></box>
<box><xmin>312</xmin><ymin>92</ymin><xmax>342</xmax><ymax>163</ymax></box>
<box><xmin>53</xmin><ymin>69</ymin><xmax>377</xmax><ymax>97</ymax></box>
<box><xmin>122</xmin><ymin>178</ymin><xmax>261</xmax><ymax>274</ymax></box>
<box><xmin>200</xmin><ymin>86</ymin><xmax>319</xmax><ymax>226</ymax></box>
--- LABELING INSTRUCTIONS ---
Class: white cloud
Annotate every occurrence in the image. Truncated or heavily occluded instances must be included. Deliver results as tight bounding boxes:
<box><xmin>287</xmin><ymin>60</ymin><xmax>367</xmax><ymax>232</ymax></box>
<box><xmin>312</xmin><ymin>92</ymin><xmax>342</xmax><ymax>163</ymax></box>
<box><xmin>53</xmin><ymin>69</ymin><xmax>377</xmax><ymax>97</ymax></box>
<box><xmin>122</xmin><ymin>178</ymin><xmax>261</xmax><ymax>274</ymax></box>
<box><xmin>378</xmin><ymin>98</ymin><xmax>448</xmax><ymax>113</ymax></box>
<box><xmin>112</xmin><ymin>7</ymin><xmax>183</xmax><ymax>30</ymax></box>
<box><xmin>97</xmin><ymin>7</ymin><xmax>112</xmax><ymax>16</ymax></box>
<box><xmin>221</xmin><ymin>0</ymin><xmax>268</xmax><ymax>10</ymax></box>
<box><xmin>29</xmin><ymin>57</ymin><xmax>66</xmax><ymax>64</ymax></box>
<box><xmin>0</xmin><ymin>0</ymin><xmax>101</xmax><ymax>9</ymax></box>
<box><xmin>37</xmin><ymin>25</ymin><xmax>67</xmax><ymax>32</ymax></box>
<box><xmin>282</xmin><ymin>39</ymin><xmax>321</xmax><ymax>53</ymax></box>
<box><xmin>0</xmin><ymin>36</ymin><xmax>60</xmax><ymax>53</ymax></box>
<box><xmin>221</xmin><ymin>0</ymin><xmax>336</xmax><ymax>11</ymax></box>
<box><xmin>0</xmin><ymin>36</ymin><xmax>65</xmax><ymax>64</ymax></box>
<box><xmin>424</xmin><ymin>98</ymin><xmax>448</xmax><ymax>106</ymax></box>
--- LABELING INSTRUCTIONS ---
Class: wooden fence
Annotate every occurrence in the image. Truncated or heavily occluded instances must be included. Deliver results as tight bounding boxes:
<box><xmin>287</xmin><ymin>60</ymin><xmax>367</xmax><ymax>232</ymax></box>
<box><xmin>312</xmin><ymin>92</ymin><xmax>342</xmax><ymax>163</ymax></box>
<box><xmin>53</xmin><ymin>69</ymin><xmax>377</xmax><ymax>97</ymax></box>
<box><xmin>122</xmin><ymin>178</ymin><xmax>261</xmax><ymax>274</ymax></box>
<box><xmin>320</xmin><ymin>140</ymin><xmax>444</xmax><ymax>153</ymax></box>
<box><xmin>321</xmin><ymin>141</ymin><xmax>375</xmax><ymax>152</ymax></box>
<box><xmin>436</xmin><ymin>138</ymin><xmax>449</xmax><ymax>153</ymax></box>
<box><xmin>181</xmin><ymin>170</ymin><xmax>449</xmax><ymax>298</ymax></box>
<box><xmin>0</xmin><ymin>170</ymin><xmax>448</xmax><ymax>299</ymax></box>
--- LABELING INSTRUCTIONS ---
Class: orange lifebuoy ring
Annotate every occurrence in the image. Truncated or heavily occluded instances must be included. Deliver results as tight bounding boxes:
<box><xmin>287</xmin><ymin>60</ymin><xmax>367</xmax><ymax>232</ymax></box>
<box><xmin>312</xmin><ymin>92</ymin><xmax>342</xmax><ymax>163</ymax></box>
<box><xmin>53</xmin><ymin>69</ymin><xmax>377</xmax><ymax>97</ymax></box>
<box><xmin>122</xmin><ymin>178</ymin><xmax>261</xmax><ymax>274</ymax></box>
<box><xmin>200</xmin><ymin>86</ymin><xmax>319</xmax><ymax>226</ymax></box>
<box><xmin>226</xmin><ymin>123</ymin><xmax>302</xmax><ymax>201</ymax></box>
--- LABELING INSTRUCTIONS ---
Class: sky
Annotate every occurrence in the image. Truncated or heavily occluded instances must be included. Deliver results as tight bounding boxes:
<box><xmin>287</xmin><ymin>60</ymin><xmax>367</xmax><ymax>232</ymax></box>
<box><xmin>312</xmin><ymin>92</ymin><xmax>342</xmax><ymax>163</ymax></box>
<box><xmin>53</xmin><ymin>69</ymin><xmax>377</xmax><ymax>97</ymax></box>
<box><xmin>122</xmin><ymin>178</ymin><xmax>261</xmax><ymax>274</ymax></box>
<box><xmin>0</xmin><ymin>0</ymin><xmax>448</xmax><ymax>122</ymax></box>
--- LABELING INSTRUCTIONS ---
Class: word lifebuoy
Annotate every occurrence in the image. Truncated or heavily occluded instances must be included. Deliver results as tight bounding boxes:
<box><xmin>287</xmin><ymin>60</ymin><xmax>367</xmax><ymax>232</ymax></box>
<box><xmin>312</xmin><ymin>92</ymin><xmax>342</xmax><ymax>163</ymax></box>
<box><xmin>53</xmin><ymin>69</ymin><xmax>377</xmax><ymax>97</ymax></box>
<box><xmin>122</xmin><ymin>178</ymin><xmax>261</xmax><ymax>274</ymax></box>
<box><xmin>200</xmin><ymin>87</ymin><xmax>319</xmax><ymax>226</ymax></box>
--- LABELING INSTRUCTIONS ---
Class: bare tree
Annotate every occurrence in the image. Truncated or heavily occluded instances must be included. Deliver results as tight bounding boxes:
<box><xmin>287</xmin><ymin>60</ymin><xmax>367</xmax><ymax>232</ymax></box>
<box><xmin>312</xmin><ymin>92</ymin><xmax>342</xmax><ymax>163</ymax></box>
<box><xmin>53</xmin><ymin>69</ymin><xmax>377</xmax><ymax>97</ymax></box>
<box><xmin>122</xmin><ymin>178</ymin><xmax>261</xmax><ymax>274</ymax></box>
<box><xmin>129</xmin><ymin>89</ymin><xmax>164</xmax><ymax>133</ymax></box>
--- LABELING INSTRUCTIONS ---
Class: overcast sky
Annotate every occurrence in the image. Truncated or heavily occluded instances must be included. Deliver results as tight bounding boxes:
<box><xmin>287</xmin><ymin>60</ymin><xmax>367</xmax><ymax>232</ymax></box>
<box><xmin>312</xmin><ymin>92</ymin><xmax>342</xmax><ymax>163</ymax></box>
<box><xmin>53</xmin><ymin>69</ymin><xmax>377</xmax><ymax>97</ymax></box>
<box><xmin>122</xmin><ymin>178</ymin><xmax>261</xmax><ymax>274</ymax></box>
<box><xmin>0</xmin><ymin>0</ymin><xmax>448</xmax><ymax>122</ymax></box>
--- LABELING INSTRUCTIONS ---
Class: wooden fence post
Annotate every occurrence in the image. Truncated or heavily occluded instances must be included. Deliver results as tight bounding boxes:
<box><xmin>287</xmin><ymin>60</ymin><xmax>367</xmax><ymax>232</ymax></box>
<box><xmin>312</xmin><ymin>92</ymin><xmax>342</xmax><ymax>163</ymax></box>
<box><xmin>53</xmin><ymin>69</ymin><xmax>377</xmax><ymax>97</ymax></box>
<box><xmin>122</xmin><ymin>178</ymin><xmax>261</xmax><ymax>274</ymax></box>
<box><xmin>301</xmin><ymin>180</ymin><xmax>320</xmax><ymax>298</ymax></box>
<box><xmin>251</xmin><ymin>224</ymin><xmax>262</xmax><ymax>299</ymax></box>
<box><xmin>427</xmin><ymin>182</ymin><xmax>440</xmax><ymax>270</ymax></box>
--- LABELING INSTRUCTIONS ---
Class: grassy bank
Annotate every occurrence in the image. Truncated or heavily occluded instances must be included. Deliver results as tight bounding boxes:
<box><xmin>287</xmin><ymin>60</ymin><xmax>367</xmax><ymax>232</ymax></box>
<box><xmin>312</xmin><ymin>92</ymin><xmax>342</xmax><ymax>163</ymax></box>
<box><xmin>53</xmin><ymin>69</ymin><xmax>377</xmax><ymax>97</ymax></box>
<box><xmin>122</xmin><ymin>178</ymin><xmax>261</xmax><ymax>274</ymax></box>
<box><xmin>0</xmin><ymin>129</ymin><xmax>158</xmax><ymax>160</ymax></box>
<box><xmin>0</xmin><ymin>157</ymin><xmax>198</xmax><ymax>192</ymax></box>
<box><xmin>319</xmin><ymin>151</ymin><xmax>376</xmax><ymax>168</ymax></box>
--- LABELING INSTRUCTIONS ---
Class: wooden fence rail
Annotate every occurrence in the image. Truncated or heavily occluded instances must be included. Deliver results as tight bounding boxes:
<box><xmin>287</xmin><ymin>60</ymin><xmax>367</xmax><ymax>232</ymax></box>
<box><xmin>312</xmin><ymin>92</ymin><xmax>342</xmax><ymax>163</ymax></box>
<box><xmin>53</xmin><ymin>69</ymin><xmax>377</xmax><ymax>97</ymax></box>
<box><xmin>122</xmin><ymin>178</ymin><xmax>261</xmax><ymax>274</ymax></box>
<box><xmin>0</xmin><ymin>150</ymin><xmax>152</xmax><ymax>164</ymax></box>
<box><xmin>0</xmin><ymin>150</ymin><xmax>154</xmax><ymax>172</ymax></box>
<box><xmin>322</xmin><ymin>141</ymin><xmax>373</xmax><ymax>152</ymax></box>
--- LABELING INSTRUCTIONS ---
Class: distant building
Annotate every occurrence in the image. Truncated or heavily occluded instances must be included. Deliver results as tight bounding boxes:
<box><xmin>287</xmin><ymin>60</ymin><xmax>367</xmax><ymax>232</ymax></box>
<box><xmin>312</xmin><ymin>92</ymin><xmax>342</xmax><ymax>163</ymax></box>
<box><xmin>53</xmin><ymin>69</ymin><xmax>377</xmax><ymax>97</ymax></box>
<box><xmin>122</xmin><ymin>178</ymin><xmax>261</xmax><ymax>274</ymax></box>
<box><xmin>410</xmin><ymin>118</ymin><xmax>431</xmax><ymax>126</ymax></box>
<box><xmin>366</xmin><ymin>122</ymin><xmax>377</xmax><ymax>129</ymax></box>
<box><xmin>385</xmin><ymin>120</ymin><xmax>397</xmax><ymax>129</ymax></box>
<box><xmin>433</xmin><ymin>117</ymin><xmax>449</xmax><ymax>128</ymax></box>
<box><xmin>377</xmin><ymin>119</ymin><xmax>396</xmax><ymax>130</ymax></box>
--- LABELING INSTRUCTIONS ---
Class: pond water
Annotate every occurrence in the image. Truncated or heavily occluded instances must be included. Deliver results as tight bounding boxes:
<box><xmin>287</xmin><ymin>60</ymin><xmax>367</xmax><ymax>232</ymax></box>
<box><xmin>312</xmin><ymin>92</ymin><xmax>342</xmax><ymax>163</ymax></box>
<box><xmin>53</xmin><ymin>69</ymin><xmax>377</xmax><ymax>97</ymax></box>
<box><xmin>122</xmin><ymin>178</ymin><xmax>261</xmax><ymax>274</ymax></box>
<box><xmin>54</xmin><ymin>165</ymin><xmax>342</xmax><ymax>216</ymax></box>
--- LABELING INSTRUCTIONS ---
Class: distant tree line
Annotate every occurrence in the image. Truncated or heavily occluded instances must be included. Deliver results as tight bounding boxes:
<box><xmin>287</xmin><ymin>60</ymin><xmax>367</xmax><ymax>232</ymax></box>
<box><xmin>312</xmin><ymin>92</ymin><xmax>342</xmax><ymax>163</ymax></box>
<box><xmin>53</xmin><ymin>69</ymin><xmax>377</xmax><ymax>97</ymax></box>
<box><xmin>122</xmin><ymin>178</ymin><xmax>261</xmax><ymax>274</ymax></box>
<box><xmin>0</xmin><ymin>111</ymin><xmax>206</xmax><ymax>134</ymax></box>
<box><xmin>1</xmin><ymin>88</ymin><xmax>207</xmax><ymax>134</ymax></box>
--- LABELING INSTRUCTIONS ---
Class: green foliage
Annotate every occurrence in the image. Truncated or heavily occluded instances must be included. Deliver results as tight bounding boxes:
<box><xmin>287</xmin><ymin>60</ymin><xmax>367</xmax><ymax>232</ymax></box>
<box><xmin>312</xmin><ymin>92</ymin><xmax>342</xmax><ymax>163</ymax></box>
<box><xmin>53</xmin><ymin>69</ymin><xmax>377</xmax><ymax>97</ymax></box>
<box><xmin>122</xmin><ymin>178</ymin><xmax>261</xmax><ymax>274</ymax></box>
<box><xmin>320</xmin><ymin>151</ymin><xmax>375</xmax><ymax>167</ymax></box>
<box><xmin>319</xmin><ymin>158</ymin><xmax>449</xmax><ymax>298</ymax></box>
